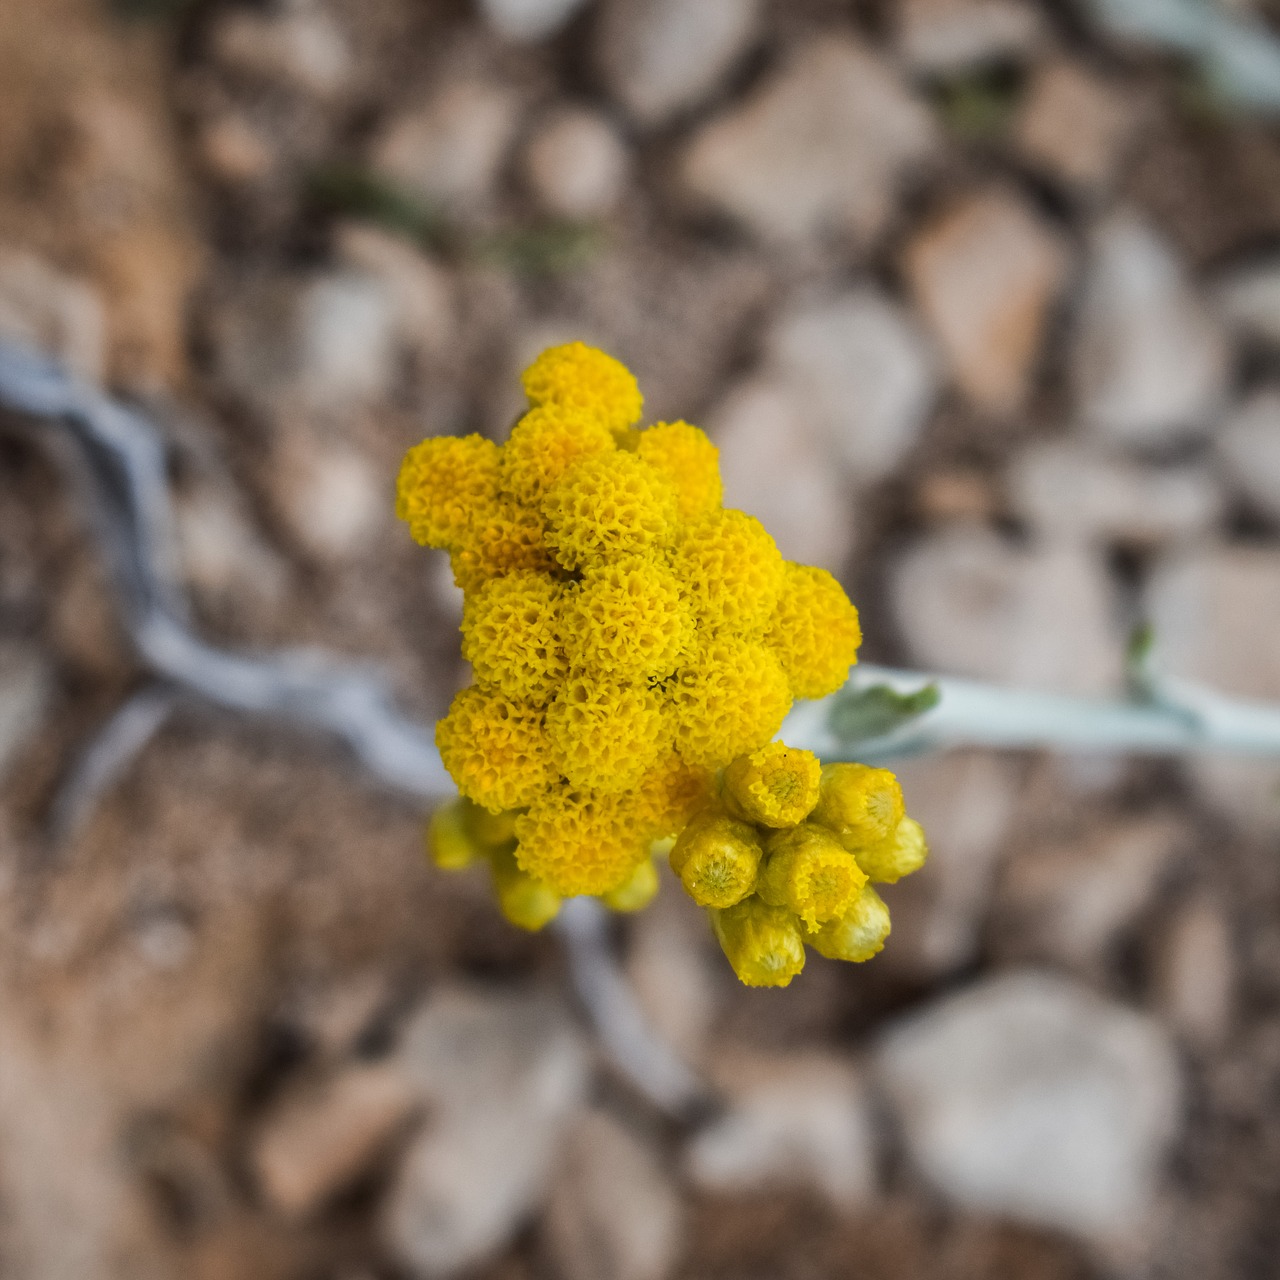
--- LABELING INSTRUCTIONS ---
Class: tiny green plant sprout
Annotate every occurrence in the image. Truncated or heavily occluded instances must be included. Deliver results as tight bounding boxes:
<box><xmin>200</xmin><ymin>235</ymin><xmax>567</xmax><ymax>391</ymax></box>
<box><xmin>396</xmin><ymin>343</ymin><xmax>928</xmax><ymax>988</ymax></box>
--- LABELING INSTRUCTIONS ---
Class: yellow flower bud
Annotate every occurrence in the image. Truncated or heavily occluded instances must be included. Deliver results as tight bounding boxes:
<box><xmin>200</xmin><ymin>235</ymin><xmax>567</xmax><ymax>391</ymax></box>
<box><xmin>425</xmin><ymin>798</ymin><xmax>482</xmax><ymax>870</ymax></box>
<box><xmin>711</xmin><ymin>896</ymin><xmax>806</xmax><ymax>988</ymax></box>
<box><xmin>722</xmin><ymin>742</ymin><xmax>822</xmax><ymax>828</ymax></box>
<box><xmin>669</xmin><ymin>809</ymin><xmax>763</xmax><ymax>908</ymax></box>
<box><xmin>601</xmin><ymin>857</ymin><xmax>660</xmax><ymax>913</ymax></box>
<box><xmin>810</xmin><ymin>883</ymin><xmax>891</xmax><ymax>962</ymax></box>
<box><xmin>635</xmin><ymin>420</ymin><xmax>722</xmax><ymax>521</ymax></box>
<box><xmin>521</xmin><ymin>341</ymin><xmax>643</xmax><ymax>436</ymax></box>
<box><xmin>469</xmin><ymin>804</ymin><xmax>520</xmax><ymax>849</ymax></box>
<box><xmin>757</xmin><ymin>823</ymin><xmax>867</xmax><ymax>931</ymax></box>
<box><xmin>490</xmin><ymin>843</ymin><xmax>561</xmax><ymax>931</ymax></box>
<box><xmin>811</xmin><ymin>762</ymin><xmax>904</xmax><ymax>850</ymax></box>
<box><xmin>855</xmin><ymin>815</ymin><xmax>929</xmax><ymax>884</ymax></box>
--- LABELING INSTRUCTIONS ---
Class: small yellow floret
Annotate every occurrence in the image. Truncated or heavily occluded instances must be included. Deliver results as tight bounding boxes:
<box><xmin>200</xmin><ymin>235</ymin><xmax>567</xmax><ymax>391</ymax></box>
<box><xmin>450</xmin><ymin>499</ymin><xmax>559</xmax><ymax>592</ymax></box>
<box><xmin>542</xmin><ymin>452</ymin><xmax>678</xmax><ymax>572</ymax></box>
<box><xmin>562</xmin><ymin>556</ymin><xmax>689</xmax><ymax>680</ymax></box>
<box><xmin>601</xmin><ymin>858</ymin><xmax>660</xmax><ymax>912</ymax></box>
<box><xmin>722</xmin><ymin>742</ymin><xmax>822</xmax><ymax>828</ymax></box>
<box><xmin>514</xmin><ymin>785</ymin><xmax>649</xmax><ymax>896</ymax></box>
<box><xmin>545</xmin><ymin>672</ymin><xmax>670</xmax><ymax>792</ymax></box>
<box><xmin>669</xmin><ymin>809</ymin><xmax>763</xmax><ymax>908</ymax></box>
<box><xmin>757</xmin><ymin>823</ymin><xmax>867</xmax><ymax>931</ymax></box>
<box><xmin>521</xmin><ymin>341</ymin><xmax>643</xmax><ymax>436</ymax></box>
<box><xmin>711</xmin><ymin>897</ymin><xmax>806</xmax><ymax>988</ymax></box>
<box><xmin>673</xmin><ymin>510</ymin><xmax>785</xmax><ymax>636</ymax></box>
<box><xmin>811</xmin><ymin>762</ymin><xmax>905</xmax><ymax>850</ymax></box>
<box><xmin>490</xmin><ymin>843</ymin><xmax>561</xmax><ymax>931</ymax></box>
<box><xmin>425</xmin><ymin>798</ymin><xmax>482</xmax><ymax>870</ymax></box>
<box><xmin>436</xmin><ymin>685</ymin><xmax>557</xmax><ymax>813</ymax></box>
<box><xmin>461</xmin><ymin>571</ymin><xmax>566</xmax><ymax>704</ymax></box>
<box><xmin>767</xmin><ymin>563</ymin><xmax>862</xmax><ymax>700</ymax></box>
<box><xmin>855</xmin><ymin>815</ymin><xmax>928</xmax><ymax>884</ymax></box>
<box><xmin>500</xmin><ymin>405</ymin><xmax>616</xmax><ymax>505</ymax></box>
<box><xmin>397</xmin><ymin>435</ymin><xmax>500</xmax><ymax>549</ymax></box>
<box><xmin>671</xmin><ymin>636</ymin><xmax>793</xmax><ymax>768</ymax></box>
<box><xmin>636</xmin><ymin>421</ymin><xmax>722</xmax><ymax>521</ymax></box>
<box><xmin>810</xmin><ymin>884</ymin><xmax>891</xmax><ymax>962</ymax></box>
<box><xmin>632</xmin><ymin>753</ymin><xmax>716</xmax><ymax>840</ymax></box>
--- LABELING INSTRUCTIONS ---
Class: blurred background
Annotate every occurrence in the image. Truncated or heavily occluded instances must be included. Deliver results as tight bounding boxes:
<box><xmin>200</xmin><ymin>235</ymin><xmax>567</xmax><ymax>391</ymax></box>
<box><xmin>3</xmin><ymin>0</ymin><xmax>1280</xmax><ymax>1276</ymax></box>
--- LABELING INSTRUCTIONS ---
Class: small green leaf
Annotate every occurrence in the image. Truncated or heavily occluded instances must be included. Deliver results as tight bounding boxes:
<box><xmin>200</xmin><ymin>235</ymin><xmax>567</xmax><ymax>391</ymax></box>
<box><xmin>828</xmin><ymin>682</ymin><xmax>941</xmax><ymax>744</ymax></box>
<box><xmin>1126</xmin><ymin>622</ymin><xmax>1157</xmax><ymax>700</ymax></box>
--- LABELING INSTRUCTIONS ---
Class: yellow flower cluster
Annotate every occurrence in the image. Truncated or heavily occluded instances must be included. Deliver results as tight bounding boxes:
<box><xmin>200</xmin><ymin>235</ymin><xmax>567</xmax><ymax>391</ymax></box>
<box><xmin>399</xmin><ymin>342</ymin><xmax>903</xmax><ymax>978</ymax></box>
<box><xmin>678</xmin><ymin>753</ymin><xmax>929</xmax><ymax>987</ymax></box>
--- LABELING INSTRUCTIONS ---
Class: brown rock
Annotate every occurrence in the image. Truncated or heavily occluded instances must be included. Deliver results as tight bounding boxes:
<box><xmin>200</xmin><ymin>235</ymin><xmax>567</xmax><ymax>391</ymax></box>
<box><xmin>904</xmin><ymin>189</ymin><xmax>1071</xmax><ymax>415</ymax></box>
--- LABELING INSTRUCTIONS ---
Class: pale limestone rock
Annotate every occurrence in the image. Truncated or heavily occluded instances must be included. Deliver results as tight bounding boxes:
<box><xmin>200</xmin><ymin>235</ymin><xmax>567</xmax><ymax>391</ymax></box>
<box><xmin>383</xmin><ymin>987</ymin><xmax>589</xmax><ymax>1278</ymax></box>
<box><xmin>1217</xmin><ymin>389</ymin><xmax>1280</xmax><ymax>524</ymax></box>
<box><xmin>1015</xmin><ymin>60</ymin><xmax>1136</xmax><ymax>192</ymax></box>
<box><xmin>1009</xmin><ymin>440</ymin><xmax>1222</xmax><ymax>548</ymax></box>
<box><xmin>545</xmin><ymin>1109</ymin><xmax>683</xmax><ymax>1280</ymax></box>
<box><xmin>686</xmin><ymin>1051</ymin><xmax>877</xmax><ymax>1209</ymax></box>
<box><xmin>210</xmin><ymin>7</ymin><xmax>352</xmax><ymax>97</ymax></box>
<box><xmin>1152</xmin><ymin>893</ymin><xmax>1236</xmax><ymax>1048</ymax></box>
<box><xmin>680</xmin><ymin>37</ymin><xmax>938</xmax><ymax>246</ymax></box>
<box><xmin>0</xmin><ymin>249</ymin><xmax>105</xmax><ymax>383</ymax></box>
<box><xmin>174</xmin><ymin>484</ymin><xmax>289</xmax><ymax>606</ymax></box>
<box><xmin>763</xmin><ymin>288</ymin><xmax>939</xmax><ymax>485</ymax></box>
<box><xmin>875</xmin><ymin>970</ymin><xmax>1183</xmax><ymax>1241</ymax></box>
<box><xmin>478</xmin><ymin>0</ymin><xmax>590</xmax><ymax>41</ymax></box>
<box><xmin>708</xmin><ymin>376</ymin><xmax>855</xmax><ymax>572</ymax></box>
<box><xmin>595</xmin><ymin>0</ymin><xmax>762</xmax><ymax>125</ymax></box>
<box><xmin>892</xmin><ymin>528</ymin><xmax>1123</xmax><ymax>696</ymax></box>
<box><xmin>1074</xmin><ymin>214</ymin><xmax>1230</xmax><ymax>447</ymax></box>
<box><xmin>271</xmin><ymin>436</ymin><xmax>385</xmax><ymax>562</ymax></box>
<box><xmin>897</xmin><ymin>0</ymin><xmax>1046</xmax><ymax>74</ymax></box>
<box><xmin>251</xmin><ymin>1063</ymin><xmax>420</xmax><ymax>1219</ymax></box>
<box><xmin>0</xmin><ymin>644</ymin><xmax>52</xmax><ymax>785</ymax></box>
<box><xmin>522</xmin><ymin>108</ymin><xmax>629</xmax><ymax>220</ymax></box>
<box><xmin>903</xmin><ymin>189</ymin><xmax>1071</xmax><ymax>416</ymax></box>
<box><xmin>1216</xmin><ymin>255</ymin><xmax>1280</xmax><ymax>347</ymax></box>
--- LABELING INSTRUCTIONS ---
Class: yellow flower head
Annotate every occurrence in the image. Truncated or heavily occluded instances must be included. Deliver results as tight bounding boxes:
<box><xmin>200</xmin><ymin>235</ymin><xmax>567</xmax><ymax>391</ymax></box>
<box><xmin>722</xmin><ymin>742</ymin><xmax>822</xmax><ymax>828</ymax></box>
<box><xmin>500</xmin><ymin>405</ymin><xmax>616</xmax><ymax>505</ymax></box>
<box><xmin>397</xmin><ymin>434</ymin><xmax>500</xmax><ymax>549</ymax></box>
<box><xmin>601</xmin><ymin>857</ymin><xmax>661</xmax><ymax>913</ymax></box>
<box><xmin>632</xmin><ymin>753</ymin><xmax>716</xmax><ymax>841</ymax></box>
<box><xmin>425</xmin><ymin>797</ymin><xmax>484</xmax><ymax>871</ymax></box>
<box><xmin>461</xmin><ymin>571</ymin><xmax>567</xmax><ymax>704</ymax></box>
<box><xmin>810</xmin><ymin>883</ymin><xmax>891</xmax><ymax>963</ymax></box>
<box><xmin>636</xmin><ymin>420</ymin><xmax>723</xmax><ymax>521</ymax></box>
<box><xmin>673</xmin><ymin>509</ymin><xmax>785</xmax><ymax>636</ymax></box>
<box><xmin>543</xmin><ymin>451</ymin><xmax>678</xmax><ymax>571</ymax></box>
<box><xmin>811</xmin><ymin>762</ymin><xmax>905</xmax><ymax>850</ymax></box>
<box><xmin>669</xmin><ymin>808</ymin><xmax>763</xmax><ymax>908</ymax></box>
<box><xmin>854</xmin><ymin>815</ymin><xmax>929</xmax><ymax>884</ymax></box>
<box><xmin>545</xmin><ymin>671</ymin><xmax>670</xmax><ymax>792</ymax></box>
<box><xmin>562</xmin><ymin>556</ymin><xmax>689</xmax><ymax>681</ymax></box>
<box><xmin>757</xmin><ymin>823</ymin><xmax>867</xmax><ymax>931</ymax></box>
<box><xmin>711</xmin><ymin>897</ymin><xmax>806</xmax><ymax>988</ymax></box>
<box><xmin>522</xmin><ymin>341</ymin><xmax>643</xmax><ymax>436</ymax></box>
<box><xmin>768</xmin><ymin>563</ymin><xmax>862</xmax><ymax>700</ymax></box>
<box><xmin>450</xmin><ymin>499</ymin><xmax>559</xmax><ymax>593</ymax></box>
<box><xmin>435</xmin><ymin>685</ymin><xmax>557</xmax><ymax>813</ymax></box>
<box><xmin>490</xmin><ymin>842</ymin><xmax>562</xmax><ymax>931</ymax></box>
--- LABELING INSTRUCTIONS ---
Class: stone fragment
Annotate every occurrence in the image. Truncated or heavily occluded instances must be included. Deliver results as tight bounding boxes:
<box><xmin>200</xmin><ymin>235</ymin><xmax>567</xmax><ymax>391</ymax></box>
<box><xmin>197</xmin><ymin>114</ymin><xmax>276</xmax><ymax>185</ymax></box>
<box><xmin>708</xmin><ymin>377</ymin><xmax>855</xmax><ymax>572</ymax></box>
<box><xmin>522</xmin><ymin>108</ymin><xmax>629</xmax><ymax>220</ymax></box>
<box><xmin>903</xmin><ymin>190</ymin><xmax>1071</xmax><ymax>416</ymax></box>
<box><xmin>478</xmin><ymin>0</ymin><xmax>590</xmax><ymax>42</ymax></box>
<box><xmin>680</xmin><ymin>37</ymin><xmax>938</xmax><ymax>246</ymax></box>
<box><xmin>174</xmin><ymin>483</ymin><xmax>289</xmax><ymax>607</ymax></box>
<box><xmin>0</xmin><ymin>644</ymin><xmax>52</xmax><ymax>785</ymax></box>
<box><xmin>763</xmin><ymin>289</ymin><xmax>939</xmax><ymax>485</ymax></box>
<box><xmin>1073</xmin><ymin>214</ymin><xmax>1230</xmax><ymax>447</ymax></box>
<box><xmin>1009</xmin><ymin>440</ymin><xmax>1222</xmax><ymax>548</ymax></box>
<box><xmin>1216</xmin><ymin>255</ymin><xmax>1280</xmax><ymax>347</ymax></box>
<box><xmin>897</xmin><ymin>0</ymin><xmax>1046</xmax><ymax>74</ymax></box>
<box><xmin>1217</xmin><ymin>389</ymin><xmax>1280</xmax><ymax>524</ymax></box>
<box><xmin>0</xmin><ymin>249</ymin><xmax>105</xmax><ymax>383</ymax></box>
<box><xmin>1014</xmin><ymin>60</ymin><xmax>1135</xmax><ymax>192</ymax></box>
<box><xmin>383</xmin><ymin>987</ymin><xmax>589</xmax><ymax>1278</ymax></box>
<box><xmin>271</xmin><ymin>435</ymin><xmax>385</xmax><ymax>562</ymax></box>
<box><xmin>595</xmin><ymin>0</ymin><xmax>762</xmax><ymax>126</ymax></box>
<box><xmin>686</xmin><ymin>1051</ymin><xmax>877</xmax><ymax>1209</ymax></box>
<box><xmin>892</xmin><ymin>528</ymin><xmax>1123</xmax><ymax>696</ymax></box>
<box><xmin>210</xmin><ymin>7</ymin><xmax>352</xmax><ymax>97</ymax></box>
<box><xmin>875</xmin><ymin>970</ymin><xmax>1183</xmax><ymax>1241</ymax></box>
<box><xmin>998</xmin><ymin>818</ymin><xmax>1182</xmax><ymax>971</ymax></box>
<box><xmin>372</xmin><ymin>81</ymin><xmax>520</xmax><ymax>212</ymax></box>
<box><xmin>251</xmin><ymin>1063</ymin><xmax>420</xmax><ymax>1219</ymax></box>
<box><xmin>545</xmin><ymin>1109</ymin><xmax>682</xmax><ymax>1280</ymax></box>
<box><xmin>1152</xmin><ymin>893</ymin><xmax>1236</xmax><ymax>1048</ymax></box>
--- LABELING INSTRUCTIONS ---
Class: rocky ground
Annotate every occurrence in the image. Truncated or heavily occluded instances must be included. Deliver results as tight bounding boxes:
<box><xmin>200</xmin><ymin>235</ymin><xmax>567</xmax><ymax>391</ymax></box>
<box><xmin>3</xmin><ymin>0</ymin><xmax>1280</xmax><ymax>1277</ymax></box>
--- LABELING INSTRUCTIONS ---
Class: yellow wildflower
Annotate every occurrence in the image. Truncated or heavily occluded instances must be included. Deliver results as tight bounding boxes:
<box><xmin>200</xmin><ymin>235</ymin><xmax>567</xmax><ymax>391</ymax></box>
<box><xmin>490</xmin><ymin>843</ymin><xmax>562</xmax><ymax>931</ymax></box>
<box><xmin>722</xmin><ymin>742</ymin><xmax>822</xmax><ymax>828</ymax></box>
<box><xmin>500</xmin><ymin>404</ymin><xmax>615</xmax><ymax>505</ymax></box>
<box><xmin>425</xmin><ymin>797</ymin><xmax>483</xmax><ymax>871</ymax></box>
<box><xmin>756</xmin><ymin>823</ymin><xmax>867</xmax><ymax>931</ymax></box>
<box><xmin>669</xmin><ymin>808</ymin><xmax>763</xmax><ymax>908</ymax></box>
<box><xmin>854</xmin><ymin>815</ymin><xmax>929</xmax><ymax>884</ymax></box>
<box><xmin>397</xmin><ymin>434</ymin><xmax>500</xmax><ymax>549</ymax></box>
<box><xmin>601</xmin><ymin>857</ymin><xmax>661</xmax><ymax>913</ymax></box>
<box><xmin>811</xmin><ymin>762</ymin><xmax>905</xmax><ymax>850</ymax></box>
<box><xmin>450</xmin><ymin>499</ymin><xmax>558</xmax><ymax>592</ymax></box>
<box><xmin>711</xmin><ymin>897</ymin><xmax>806</xmax><ymax>988</ymax></box>
<box><xmin>810</xmin><ymin>884</ymin><xmax>891</xmax><ymax>963</ymax></box>
<box><xmin>672</xmin><ymin>509</ymin><xmax>785</xmax><ymax>636</ymax></box>
<box><xmin>522</xmin><ymin>341</ymin><xmax>644</xmax><ymax>436</ymax></box>
<box><xmin>636</xmin><ymin>420</ymin><xmax>723</xmax><ymax>520</ymax></box>
<box><xmin>768</xmin><ymin>563</ymin><xmax>862</xmax><ymax>700</ymax></box>
<box><xmin>461</xmin><ymin>571</ymin><xmax>567</xmax><ymax>704</ymax></box>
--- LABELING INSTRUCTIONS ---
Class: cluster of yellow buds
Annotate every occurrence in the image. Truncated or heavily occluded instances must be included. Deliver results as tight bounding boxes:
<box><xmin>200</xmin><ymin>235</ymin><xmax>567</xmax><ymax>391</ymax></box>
<box><xmin>397</xmin><ymin>342</ymin><xmax>925</xmax><ymax>986</ymax></box>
